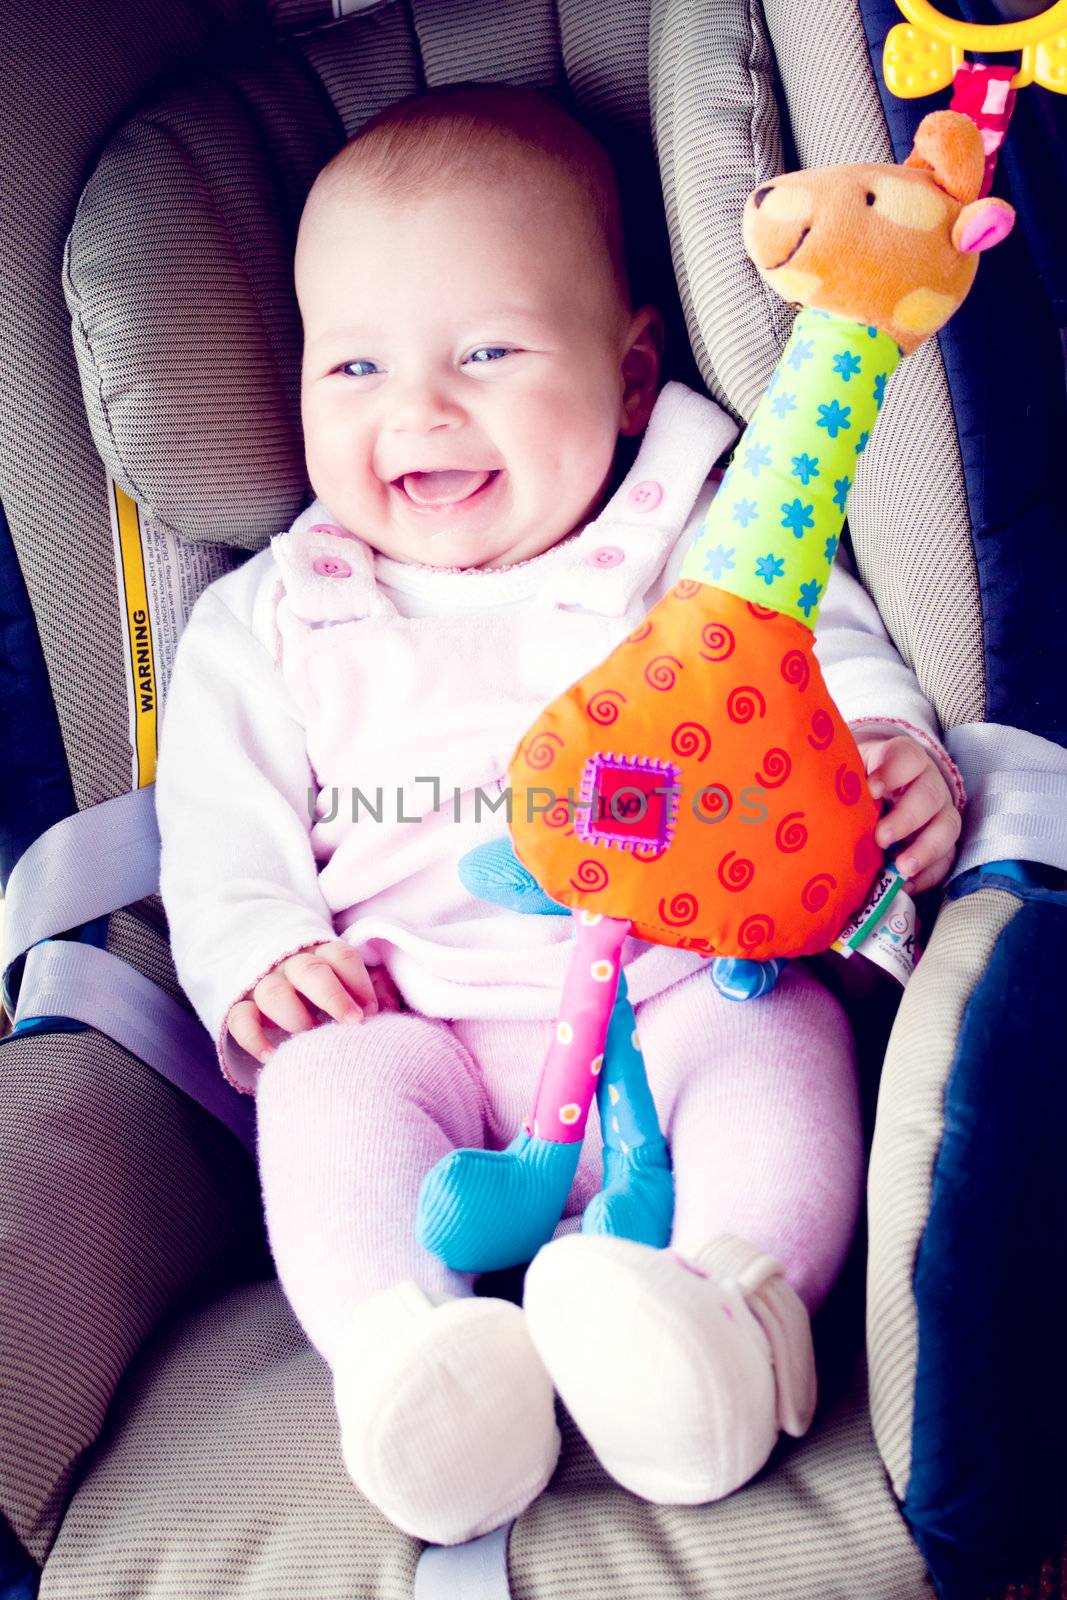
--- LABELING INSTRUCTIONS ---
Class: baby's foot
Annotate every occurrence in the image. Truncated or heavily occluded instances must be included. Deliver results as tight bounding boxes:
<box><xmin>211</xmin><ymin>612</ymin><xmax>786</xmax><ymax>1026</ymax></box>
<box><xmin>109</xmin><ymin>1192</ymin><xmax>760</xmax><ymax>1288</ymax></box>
<box><xmin>580</xmin><ymin>1136</ymin><xmax>674</xmax><ymax>1248</ymax></box>
<box><xmin>332</xmin><ymin>1281</ymin><xmax>560</xmax><ymax>1545</ymax></box>
<box><xmin>523</xmin><ymin>1233</ymin><xmax>816</xmax><ymax>1505</ymax></box>
<box><xmin>416</xmin><ymin>1130</ymin><xmax>582</xmax><ymax>1273</ymax></box>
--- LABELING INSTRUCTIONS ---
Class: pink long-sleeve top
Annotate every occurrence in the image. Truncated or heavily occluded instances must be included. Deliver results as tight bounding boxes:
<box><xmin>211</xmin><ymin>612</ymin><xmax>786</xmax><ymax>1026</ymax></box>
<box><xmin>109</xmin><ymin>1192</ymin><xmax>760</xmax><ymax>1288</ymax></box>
<box><xmin>155</xmin><ymin>381</ymin><xmax>965</xmax><ymax>1095</ymax></box>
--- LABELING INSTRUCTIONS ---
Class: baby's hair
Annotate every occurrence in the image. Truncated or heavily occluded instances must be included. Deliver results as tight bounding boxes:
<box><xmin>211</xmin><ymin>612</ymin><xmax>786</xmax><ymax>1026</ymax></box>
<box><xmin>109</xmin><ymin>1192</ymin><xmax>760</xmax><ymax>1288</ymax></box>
<box><xmin>304</xmin><ymin>81</ymin><xmax>632</xmax><ymax>314</ymax></box>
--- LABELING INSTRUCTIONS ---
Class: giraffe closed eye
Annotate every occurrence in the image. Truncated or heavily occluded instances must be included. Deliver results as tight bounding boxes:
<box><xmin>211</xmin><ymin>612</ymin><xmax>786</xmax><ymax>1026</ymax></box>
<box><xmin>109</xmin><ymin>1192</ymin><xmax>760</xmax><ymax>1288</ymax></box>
<box><xmin>866</xmin><ymin>176</ymin><xmax>947</xmax><ymax>231</ymax></box>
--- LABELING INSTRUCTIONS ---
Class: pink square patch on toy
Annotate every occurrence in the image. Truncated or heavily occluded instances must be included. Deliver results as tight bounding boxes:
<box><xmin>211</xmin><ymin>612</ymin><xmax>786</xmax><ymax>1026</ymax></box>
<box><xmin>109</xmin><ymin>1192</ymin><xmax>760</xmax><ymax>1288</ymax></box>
<box><xmin>576</xmin><ymin>753</ymin><xmax>681</xmax><ymax>853</ymax></box>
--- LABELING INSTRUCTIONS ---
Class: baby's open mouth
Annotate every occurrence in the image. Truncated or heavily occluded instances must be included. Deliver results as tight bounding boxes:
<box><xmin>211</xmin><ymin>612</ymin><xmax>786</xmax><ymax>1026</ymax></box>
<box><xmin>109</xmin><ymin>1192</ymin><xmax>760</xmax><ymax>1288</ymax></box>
<box><xmin>396</xmin><ymin>469</ymin><xmax>498</xmax><ymax>508</ymax></box>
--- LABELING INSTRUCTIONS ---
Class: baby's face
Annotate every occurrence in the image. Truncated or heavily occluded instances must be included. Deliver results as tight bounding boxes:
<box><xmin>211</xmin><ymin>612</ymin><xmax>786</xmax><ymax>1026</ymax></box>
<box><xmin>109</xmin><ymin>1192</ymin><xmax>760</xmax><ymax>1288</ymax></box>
<box><xmin>297</xmin><ymin>167</ymin><xmax>658</xmax><ymax>569</ymax></box>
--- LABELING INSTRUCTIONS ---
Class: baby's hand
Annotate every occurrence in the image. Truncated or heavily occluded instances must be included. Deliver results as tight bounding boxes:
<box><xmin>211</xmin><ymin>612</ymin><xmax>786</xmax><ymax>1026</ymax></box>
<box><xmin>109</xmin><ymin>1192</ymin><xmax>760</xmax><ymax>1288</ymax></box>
<box><xmin>226</xmin><ymin>940</ymin><xmax>389</xmax><ymax>1064</ymax></box>
<box><xmin>856</xmin><ymin>733</ymin><xmax>962</xmax><ymax>895</ymax></box>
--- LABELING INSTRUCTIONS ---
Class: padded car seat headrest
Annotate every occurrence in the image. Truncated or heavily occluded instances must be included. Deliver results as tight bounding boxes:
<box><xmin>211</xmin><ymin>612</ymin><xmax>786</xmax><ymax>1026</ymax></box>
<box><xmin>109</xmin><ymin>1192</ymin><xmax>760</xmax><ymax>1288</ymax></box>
<box><xmin>63</xmin><ymin>51</ymin><xmax>369</xmax><ymax>553</ymax></box>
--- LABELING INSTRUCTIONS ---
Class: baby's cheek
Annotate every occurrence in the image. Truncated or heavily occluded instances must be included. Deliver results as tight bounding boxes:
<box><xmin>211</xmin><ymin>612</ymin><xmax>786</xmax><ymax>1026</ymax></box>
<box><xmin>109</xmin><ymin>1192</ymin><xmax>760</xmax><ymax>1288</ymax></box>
<box><xmin>559</xmin><ymin>430</ymin><xmax>620</xmax><ymax>516</ymax></box>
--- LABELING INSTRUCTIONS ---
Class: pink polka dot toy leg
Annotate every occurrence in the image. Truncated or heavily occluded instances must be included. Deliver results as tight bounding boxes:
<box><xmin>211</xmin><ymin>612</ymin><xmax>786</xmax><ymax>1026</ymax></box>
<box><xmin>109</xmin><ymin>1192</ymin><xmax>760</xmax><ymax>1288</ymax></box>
<box><xmin>526</xmin><ymin>912</ymin><xmax>628</xmax><ymax>1139</ymax></box>
<box><xmin>415</xmin><ymin>912</ymin><xmax>629</xmax><ymax>1274</ymax></box>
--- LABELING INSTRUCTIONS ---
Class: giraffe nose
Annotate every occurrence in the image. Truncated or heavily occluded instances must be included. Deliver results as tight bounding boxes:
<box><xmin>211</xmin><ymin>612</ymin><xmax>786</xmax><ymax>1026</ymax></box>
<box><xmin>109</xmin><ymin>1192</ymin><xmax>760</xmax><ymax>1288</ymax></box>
<box><xmin>753</xmin><ymin>185</ymin><xmax>774</xmax><ymax>208</ymax></box>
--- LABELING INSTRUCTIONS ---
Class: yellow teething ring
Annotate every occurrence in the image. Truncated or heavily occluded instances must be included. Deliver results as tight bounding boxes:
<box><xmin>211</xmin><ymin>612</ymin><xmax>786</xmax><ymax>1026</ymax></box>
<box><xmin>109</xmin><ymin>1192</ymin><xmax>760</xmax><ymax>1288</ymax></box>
<box><xmin>890</xmin><ymin>0</ymin><xmax>1067</xmax><ymax>90</ymax></box>
<box><xmin>896</xmin><ymin>0</ymin><xmax>1067</xmax><ymax>52</ymax></box>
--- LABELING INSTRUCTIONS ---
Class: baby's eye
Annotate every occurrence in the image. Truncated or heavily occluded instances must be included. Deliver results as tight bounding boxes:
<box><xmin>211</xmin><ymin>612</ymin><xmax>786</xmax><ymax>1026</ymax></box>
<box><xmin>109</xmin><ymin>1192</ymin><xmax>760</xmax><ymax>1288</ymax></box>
<box><xmin>339</xmin><ymin>359</ymin><xmax>379</xmax><ymax>378</ymax></box>
<box><xmin>465</xmin><ymin>347</ymin><xmax>511</xmax><ymax>365</ymax></box>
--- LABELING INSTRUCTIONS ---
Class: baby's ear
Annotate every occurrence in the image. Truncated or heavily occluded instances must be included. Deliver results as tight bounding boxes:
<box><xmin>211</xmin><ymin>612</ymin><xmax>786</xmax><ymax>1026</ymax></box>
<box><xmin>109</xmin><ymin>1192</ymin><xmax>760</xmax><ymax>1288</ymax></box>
<box><xmin>619</xmin><ymin>305</ymin><xmax>664</xmax><ymax>438</ymax></box>
<box><xmin>952</xmin><ymin>196</ymin><xmax>1016</xmax><ymax>254</ymax></box>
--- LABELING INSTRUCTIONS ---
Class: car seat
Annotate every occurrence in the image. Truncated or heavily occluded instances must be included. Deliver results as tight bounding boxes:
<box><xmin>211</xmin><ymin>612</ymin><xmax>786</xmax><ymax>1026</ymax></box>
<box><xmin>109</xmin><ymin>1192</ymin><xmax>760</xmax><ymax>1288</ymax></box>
<box><xmin>1</xmin><ymin>0</ymin><xmax>1066</xmax><ymax>1596</ymax></box>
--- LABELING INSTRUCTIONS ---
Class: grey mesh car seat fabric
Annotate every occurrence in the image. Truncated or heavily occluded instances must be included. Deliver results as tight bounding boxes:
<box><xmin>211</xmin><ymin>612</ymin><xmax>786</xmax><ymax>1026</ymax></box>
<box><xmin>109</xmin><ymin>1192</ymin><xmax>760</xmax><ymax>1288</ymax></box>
<box><xmin>2</xmin><ymin>0</ymin><xmax>1067</xmax><ymax>1596</ymax></box>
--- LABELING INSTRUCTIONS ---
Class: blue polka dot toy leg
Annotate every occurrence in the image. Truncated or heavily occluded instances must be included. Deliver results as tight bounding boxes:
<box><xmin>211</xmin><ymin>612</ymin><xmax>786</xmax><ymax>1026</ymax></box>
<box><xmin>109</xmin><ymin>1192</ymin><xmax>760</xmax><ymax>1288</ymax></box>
<box><xmin>580</xmin><ymin>966</ymin><xmax>674</xmax><ymax>1248</ymax></box>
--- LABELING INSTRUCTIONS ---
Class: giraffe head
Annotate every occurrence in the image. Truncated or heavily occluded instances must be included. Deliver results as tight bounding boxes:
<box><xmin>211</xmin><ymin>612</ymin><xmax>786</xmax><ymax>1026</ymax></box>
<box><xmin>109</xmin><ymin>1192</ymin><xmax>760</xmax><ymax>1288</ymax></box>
<box><xmin>742</xmin><ymin>111</ymin><xmax>1015</xmax><ymax>354</ymax></box>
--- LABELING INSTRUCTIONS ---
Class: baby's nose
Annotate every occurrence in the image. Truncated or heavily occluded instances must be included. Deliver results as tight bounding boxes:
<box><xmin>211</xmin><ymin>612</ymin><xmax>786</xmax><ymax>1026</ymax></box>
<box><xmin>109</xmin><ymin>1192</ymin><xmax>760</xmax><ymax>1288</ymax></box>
<box><xmin>388</xmin><ymin>377</ymin><xmax>466</xmax><ymax>433</ymax></box>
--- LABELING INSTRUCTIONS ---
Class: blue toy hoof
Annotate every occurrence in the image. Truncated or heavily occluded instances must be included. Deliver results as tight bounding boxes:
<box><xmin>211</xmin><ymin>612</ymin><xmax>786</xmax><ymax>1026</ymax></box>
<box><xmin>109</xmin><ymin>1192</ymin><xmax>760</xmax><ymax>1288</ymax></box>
<box><xmin>581</xmin><ymin>1136</ymin><xmax>674</xmax><ymax>1248</ymax></box>
<box><xmin>458</xmin><ymin>838</ymin><xmax>570</xmax><ymax>916</ymax></box>
<box><xmin>416</xmin><ymin>1129</ymin><xmax>582</xmax><ymax>1274</ymax></box>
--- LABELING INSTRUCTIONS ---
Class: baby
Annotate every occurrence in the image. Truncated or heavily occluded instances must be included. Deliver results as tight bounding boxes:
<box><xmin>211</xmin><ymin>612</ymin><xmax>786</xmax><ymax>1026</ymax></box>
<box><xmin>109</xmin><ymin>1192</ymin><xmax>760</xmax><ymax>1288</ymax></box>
<box><xmin>155</xmin><ymin>83</ymin><xmax>965</xmax><ymax>1546</ymax></box>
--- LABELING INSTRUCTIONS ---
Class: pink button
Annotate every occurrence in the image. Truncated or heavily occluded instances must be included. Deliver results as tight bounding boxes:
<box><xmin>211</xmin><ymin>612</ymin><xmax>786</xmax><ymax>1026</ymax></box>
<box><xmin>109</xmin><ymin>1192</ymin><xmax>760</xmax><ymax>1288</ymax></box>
<box><xmin>627</xmin><ymin>480</ymin><xmax>663</xmax><ymax>511</ymax></box>
<box><xmin>309</xmin><ymin>523</ymin><xmax>346</xmax><ymax>536</ymax></box>
<box><xmin>590</xmin><ymin>545</ymin><xmax>625</xmax><ymax>567</ymax></box>
<box><xmin>313</xmin><ymin>555</ymin><xmax>352</xmax><ymax>578</ymax></box>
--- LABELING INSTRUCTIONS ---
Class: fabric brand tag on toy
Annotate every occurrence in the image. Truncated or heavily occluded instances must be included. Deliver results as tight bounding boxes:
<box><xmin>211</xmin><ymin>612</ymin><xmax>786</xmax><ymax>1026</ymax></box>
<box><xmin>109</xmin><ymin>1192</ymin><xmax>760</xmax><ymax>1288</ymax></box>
<box><xmin>107</xmin><ymin>474</ymin><xmax>236</xmax><ymax>788</ymax></box>
<box><xmin>830</xmin><ymin>861</ymin><xmax>920</xmax><ymax>986</ymax></box>
<box><xmin>855</xmin><ymin>884</ymin><xmax>921</xmax><ymax>986</ymax></box>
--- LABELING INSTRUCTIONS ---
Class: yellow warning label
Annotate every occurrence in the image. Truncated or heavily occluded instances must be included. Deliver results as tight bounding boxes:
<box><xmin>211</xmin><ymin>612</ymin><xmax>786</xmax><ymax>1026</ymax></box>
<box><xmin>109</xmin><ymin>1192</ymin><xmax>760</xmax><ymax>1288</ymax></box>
<box><xmin>107</xmin><ymin>476</ymin><xmax>235</xmax><ymax>791</ymax></box>
<box><xmin>111</xmin><ymin>481</ymin><xmax>158</xmax><ymax>787</ymax></box>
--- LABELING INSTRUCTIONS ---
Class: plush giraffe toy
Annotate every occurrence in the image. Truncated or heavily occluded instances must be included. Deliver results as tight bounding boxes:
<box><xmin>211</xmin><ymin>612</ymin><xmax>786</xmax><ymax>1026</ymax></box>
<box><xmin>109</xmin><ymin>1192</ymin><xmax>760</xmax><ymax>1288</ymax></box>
<box><xmin>416</xmin><ymin>110</ymin><xmax>1014</xmax><ymax>1274</ymax></box>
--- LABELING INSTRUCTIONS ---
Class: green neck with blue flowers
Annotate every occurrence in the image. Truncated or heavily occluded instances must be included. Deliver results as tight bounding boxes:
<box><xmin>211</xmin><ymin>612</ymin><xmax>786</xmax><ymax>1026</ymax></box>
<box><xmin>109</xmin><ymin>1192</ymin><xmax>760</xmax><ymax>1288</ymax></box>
<box><xmin>682</xmin><ymin>308</ymin><xmax>902</xmax><ymax>630</ymax></box>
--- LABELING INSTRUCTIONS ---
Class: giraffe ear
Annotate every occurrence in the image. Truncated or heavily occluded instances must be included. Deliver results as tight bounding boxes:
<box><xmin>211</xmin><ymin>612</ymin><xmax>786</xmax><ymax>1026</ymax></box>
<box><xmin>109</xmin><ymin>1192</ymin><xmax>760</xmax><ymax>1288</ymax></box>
<box><xmin>904</xmin><ymin>110</ymin><xmax>985</xmax><ymax>204</ymax></box>
<box><xmin>952</xmin><ymin>196</ymin><xmax>1015</xmax><ymax>254</ymax></box>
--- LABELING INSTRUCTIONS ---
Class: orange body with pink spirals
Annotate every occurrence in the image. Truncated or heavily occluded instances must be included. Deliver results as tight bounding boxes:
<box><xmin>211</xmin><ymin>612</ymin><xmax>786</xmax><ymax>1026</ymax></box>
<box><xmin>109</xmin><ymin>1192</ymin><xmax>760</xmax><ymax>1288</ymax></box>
<box><xmin>507</xmin><ymin>582</ymin><xmax>882</xmax><ymax>959</ymax></box>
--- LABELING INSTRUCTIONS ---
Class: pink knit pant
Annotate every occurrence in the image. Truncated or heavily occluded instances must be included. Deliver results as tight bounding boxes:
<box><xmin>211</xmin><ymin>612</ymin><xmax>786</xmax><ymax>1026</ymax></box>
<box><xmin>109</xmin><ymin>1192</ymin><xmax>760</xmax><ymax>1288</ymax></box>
<box><xmin>255</xmin><ymin>962</ymin><xmax>862</xmax><ymax>1368</ymax></box>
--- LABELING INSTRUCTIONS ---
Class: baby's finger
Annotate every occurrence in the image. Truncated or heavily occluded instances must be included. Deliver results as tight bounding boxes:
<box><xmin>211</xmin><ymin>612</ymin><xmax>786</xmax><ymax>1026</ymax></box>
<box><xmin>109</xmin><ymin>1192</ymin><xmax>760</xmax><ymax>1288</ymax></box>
<box><xmin>865</xmin><ymin>735</ymin><xmax>928</xmax><ymax>798</ymax></box>
<box><xmin>281</xmin><ymin>946</ymin><xmax>371</xmax><ymax>1022</ymax></box>
<box><xmin>368</xmin><ymin>964</ymin><xmax>403</xmax><ymax>1013</ymax></box>
<box><xmin>313</xmin><ymin>943</ymin><xmax>380</xmax><ymax>1016</ymax></box>
<box><xmin>252</xmin><ymin>967</ymin><xmax>317</xmax><ymax>1034</ymax></box>
<box><xmin>901</xmin><ymin>845</ymin><xmax>958</xmax><ymax>896</ymax></box>
<box><xmin>893</xmin><ymin>807</ymin><xmax>962</xmax><ymax>883</ymax></box>
<box><xmin>227</xmin><ymin>998</ymin><xmax>276</xmax><ymax>1064</ymax></box>
<box><xmin>874</xmin><ymin>767</ymin><xmax>948</xmax><ymax>852</ymax></box>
